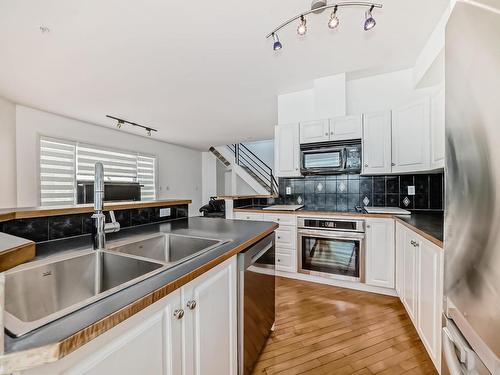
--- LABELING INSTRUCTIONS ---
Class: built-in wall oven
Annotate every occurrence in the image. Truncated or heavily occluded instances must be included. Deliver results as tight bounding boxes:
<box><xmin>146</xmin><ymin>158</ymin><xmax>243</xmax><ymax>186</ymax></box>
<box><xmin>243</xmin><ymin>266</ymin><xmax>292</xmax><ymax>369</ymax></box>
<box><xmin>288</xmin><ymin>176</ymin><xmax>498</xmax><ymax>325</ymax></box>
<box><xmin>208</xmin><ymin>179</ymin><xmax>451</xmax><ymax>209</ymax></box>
<box><xmin>298</xmin><ymin>217</ymin><xmax>365</xmax><ymax>282</ymax></box>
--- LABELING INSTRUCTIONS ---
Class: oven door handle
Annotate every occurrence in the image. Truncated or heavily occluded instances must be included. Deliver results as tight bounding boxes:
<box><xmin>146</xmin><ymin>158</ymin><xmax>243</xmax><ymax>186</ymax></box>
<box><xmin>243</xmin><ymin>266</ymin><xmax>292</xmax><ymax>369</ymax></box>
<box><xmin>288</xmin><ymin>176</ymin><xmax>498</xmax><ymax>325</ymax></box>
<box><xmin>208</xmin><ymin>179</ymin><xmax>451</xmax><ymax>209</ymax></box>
<box><xmin>298</xmin><ymin>229</ymin><xmax>365</xmax><ymax>240</ymax></box>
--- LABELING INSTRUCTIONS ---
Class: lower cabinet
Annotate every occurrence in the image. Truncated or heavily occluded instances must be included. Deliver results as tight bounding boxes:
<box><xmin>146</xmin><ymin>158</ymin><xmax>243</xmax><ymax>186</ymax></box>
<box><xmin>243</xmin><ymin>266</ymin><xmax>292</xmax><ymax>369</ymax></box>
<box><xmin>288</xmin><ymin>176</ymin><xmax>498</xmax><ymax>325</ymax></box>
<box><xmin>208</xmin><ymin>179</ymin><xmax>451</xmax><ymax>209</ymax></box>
<box><xmin>364</xmin><ymin>218</ymin><xmax>395</xmax><ymax>288</ymax></box>
<box><xmin>21</xmin><ymin>257</ymin><xmax>237</xmax><ymax>375</ymax></box>
<box><xmin>233</xmin><ymin>212</ymin><xmax>297</xmax><ymax>273</ymax></box>
<box><xmin>395</xmin><ymin>222</ymin><xmax>443</xmax><ymax>371</ymax></box>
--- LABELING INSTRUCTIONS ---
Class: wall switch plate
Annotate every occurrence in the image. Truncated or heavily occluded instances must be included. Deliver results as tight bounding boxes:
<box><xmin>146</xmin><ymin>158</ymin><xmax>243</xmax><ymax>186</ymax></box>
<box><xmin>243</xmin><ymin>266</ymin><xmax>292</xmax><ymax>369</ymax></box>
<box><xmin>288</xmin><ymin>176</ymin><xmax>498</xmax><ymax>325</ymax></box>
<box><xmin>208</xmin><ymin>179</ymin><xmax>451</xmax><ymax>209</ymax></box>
<box><xmin>407</xmin><ymin>186</ymin><xmax>415</xmax><ymax>196</ymax></box>
<box><xmin>159</xmin><ymin>208</ymin><xmax>171</xmax><ymax>217</ymax></box>
<box><xmin>286</xmin><ymin>186</ymin><xmax>292</xmax><ymax>195</ymax></box>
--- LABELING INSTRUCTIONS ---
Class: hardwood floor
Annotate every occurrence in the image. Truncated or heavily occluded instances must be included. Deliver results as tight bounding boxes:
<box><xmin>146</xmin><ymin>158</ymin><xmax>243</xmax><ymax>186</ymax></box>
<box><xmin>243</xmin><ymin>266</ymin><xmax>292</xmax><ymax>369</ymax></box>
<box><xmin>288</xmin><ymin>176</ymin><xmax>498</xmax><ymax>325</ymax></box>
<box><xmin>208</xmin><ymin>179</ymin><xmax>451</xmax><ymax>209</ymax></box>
<box><xmin>252</xmin><ymin>277</ymin><xmax>437</xmax><ymax>375</ymax></box>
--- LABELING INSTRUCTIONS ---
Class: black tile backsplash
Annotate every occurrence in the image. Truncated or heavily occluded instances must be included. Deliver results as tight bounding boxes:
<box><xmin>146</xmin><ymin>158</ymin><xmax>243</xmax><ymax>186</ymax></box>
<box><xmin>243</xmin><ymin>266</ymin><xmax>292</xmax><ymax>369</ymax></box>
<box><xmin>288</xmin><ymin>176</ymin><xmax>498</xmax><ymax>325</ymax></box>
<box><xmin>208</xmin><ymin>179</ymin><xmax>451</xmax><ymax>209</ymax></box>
<box><xmin>275</xmin><ymin>173</ymin><xmax>444</xmax><ymax>212</ymax></box>
<box><xmin>1</xmin><ymin>204</ymin><xmax>189</xmax><ymax>243</ymax></box>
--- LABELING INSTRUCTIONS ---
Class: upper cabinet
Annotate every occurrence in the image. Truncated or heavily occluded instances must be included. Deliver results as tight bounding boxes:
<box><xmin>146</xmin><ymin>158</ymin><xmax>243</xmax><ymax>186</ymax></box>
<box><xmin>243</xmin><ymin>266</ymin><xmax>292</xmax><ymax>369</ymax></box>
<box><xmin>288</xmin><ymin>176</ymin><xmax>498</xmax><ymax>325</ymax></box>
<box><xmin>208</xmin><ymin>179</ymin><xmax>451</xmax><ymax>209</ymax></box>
<box><xmin>391</xmin><ymin>98</ymin><xmax>431</xmax><ymax>173</ymax></box>
<box><xmin>362</xmin><ymin>111</ymin><xmax>392</xmax><ymax>175</ymax></box>
<box><xmin>330</xmin><ymin>115</ymin><xmax>362</xmax><ymax>141</ymax></box>
<box><xmin>299</xmin><ymin>116</ymin><xmax>362</xmax><ymax>144</ymax></box>
<box><xmin>275</xmin><ymin>124</ymin><xmax>301</xmax><ymax>177</ymax></box>
<box><xmin>299</xmin><ymin>120</ymin><xmax>330</xmax><ymax>144</ymax></box>
<box><xmin>430</xmin><ymin>87</ymin><xmax>445</xmax><ymax>169</ymax></box>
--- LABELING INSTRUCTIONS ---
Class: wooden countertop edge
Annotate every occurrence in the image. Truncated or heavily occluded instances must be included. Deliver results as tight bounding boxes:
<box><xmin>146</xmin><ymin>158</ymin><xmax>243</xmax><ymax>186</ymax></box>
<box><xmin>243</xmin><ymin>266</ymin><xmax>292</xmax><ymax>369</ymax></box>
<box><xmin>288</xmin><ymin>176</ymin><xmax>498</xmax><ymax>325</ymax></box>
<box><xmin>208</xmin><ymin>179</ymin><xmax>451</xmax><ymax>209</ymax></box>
<box><xmin>233</xmin><ymin>208</ymin><xmax>394</xmax><ymax>218</ymax></box>
<box><xmin>394</xmin><ymin>217</ymin><xmax>443</xmax><ymax>248</ymax></box>
<box><xmin>0</xmin><ymin>200</ymin><xmax>192</xmax><ymax>222</ymax></box>
<box><xmin>0</xmin><ymin>223</ymin><xmax>278</xmax><ymax>372</ymax></box>
<box><xmin>0</xmin><ymin>242</ymin><xmax>36</xmax><ymax>273</ymax></box>
<box><xmin>233</xmin><ymin>208</ymin><xmax>444</xmax><ymax>249</ymax></box>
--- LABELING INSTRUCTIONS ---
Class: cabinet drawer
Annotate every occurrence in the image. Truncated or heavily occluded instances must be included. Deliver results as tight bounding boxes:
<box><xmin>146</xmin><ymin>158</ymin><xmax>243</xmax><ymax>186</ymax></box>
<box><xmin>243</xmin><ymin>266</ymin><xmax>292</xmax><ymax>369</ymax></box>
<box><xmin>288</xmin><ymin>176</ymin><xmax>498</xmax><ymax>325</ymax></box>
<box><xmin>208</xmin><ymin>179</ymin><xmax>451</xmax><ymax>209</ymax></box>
<box><xmin>275</xmin><ymin>227</ymin><xmax>296</xmax><ymax>248</ymax></box>
<box><xmin>233</xmin><ymin>212</ymin><xmax>263</xmax><ymax>221</ymax></box>
<box><xmin>276</xmin><ymin>252</ymin><xmax>294</xmax><ymax>272</ymax></box>
<box><xmin>262</xmin><ymin>214</ymin><xmax>296</xmax><ymax>226</ymax></box>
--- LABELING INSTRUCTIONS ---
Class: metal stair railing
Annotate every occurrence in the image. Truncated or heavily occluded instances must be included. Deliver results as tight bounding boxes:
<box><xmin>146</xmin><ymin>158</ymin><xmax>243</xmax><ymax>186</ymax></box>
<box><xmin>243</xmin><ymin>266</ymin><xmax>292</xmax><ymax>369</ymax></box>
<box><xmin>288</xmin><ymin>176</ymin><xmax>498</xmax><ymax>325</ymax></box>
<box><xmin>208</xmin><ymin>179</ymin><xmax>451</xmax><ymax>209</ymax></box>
<box><xmin>227</xmin><ymin>143</ymin><xmax>278</xmax><ymax>195</ymax></box>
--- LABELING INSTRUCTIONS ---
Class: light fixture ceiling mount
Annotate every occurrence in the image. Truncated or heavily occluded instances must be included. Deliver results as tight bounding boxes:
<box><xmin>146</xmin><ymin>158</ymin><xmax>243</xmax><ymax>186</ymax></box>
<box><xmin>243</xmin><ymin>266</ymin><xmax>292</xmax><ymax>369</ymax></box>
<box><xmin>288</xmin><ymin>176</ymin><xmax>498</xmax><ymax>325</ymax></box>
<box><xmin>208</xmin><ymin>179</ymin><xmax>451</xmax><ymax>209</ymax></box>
<box><xmin>267</xmin><ymin>1</ymin><xmax>382</xmax><ymax>51</ymax></box>
<box><xmin>106</xmin><ymin>115</ymin><xmax>158</xmax><ymax>137</ymax></box>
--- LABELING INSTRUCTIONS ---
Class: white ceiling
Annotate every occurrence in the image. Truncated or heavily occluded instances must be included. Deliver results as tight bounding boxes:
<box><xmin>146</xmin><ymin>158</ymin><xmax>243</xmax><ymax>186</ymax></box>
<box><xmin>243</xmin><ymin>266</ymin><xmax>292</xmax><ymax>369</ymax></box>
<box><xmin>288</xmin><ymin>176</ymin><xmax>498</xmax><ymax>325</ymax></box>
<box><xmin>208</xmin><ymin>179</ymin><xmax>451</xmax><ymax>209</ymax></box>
<box><xmin>0</xmin><ymin>0</ymin><xmax>448</xmax><ymax>150</ymax></box>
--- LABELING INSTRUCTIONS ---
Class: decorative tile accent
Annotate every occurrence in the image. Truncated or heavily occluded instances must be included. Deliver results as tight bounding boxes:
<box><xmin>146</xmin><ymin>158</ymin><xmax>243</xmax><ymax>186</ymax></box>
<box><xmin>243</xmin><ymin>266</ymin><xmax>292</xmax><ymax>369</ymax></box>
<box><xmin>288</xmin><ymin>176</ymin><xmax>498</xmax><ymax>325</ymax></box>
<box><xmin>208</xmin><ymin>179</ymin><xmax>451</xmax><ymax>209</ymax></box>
<box><xmin>338</xmin><ymin>181</ymin><xmax>346</xmax><ymax>193</ymax></box>
<box><xmin>363</xmin><ymin>196</ymin><xmax>370</xmax><ymax>206</ymax></box>
<box><xmin>297</xmin><ymin>195</ymin><xmax>303</xmax><ymax>204</ymax></box>
<box><xmin>403</xmin><ymin>196</ymin><xmax>411</xmax><ymax>207</ymax></box>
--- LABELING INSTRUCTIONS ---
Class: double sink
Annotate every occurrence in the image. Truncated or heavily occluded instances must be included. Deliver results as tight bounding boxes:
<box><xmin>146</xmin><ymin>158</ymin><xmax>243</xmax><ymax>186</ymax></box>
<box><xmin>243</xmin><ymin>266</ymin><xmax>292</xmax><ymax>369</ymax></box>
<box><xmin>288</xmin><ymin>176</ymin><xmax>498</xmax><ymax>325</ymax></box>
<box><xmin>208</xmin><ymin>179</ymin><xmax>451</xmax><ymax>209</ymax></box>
<box><xmin>4</xmin><ymin>233</ymin><xmax>226</xmax><ymax>337</ymax></box>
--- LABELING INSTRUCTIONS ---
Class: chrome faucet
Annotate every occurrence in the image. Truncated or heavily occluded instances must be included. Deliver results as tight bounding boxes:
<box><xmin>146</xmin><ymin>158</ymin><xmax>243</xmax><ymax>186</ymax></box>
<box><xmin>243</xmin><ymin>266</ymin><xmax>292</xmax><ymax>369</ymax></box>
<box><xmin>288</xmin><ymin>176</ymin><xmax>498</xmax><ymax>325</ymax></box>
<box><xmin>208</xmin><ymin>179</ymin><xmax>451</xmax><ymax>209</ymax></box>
<box><xmin>92</xmin><ymin>162</ymin><xmax>120</xmax><ymax>250</ymax></box>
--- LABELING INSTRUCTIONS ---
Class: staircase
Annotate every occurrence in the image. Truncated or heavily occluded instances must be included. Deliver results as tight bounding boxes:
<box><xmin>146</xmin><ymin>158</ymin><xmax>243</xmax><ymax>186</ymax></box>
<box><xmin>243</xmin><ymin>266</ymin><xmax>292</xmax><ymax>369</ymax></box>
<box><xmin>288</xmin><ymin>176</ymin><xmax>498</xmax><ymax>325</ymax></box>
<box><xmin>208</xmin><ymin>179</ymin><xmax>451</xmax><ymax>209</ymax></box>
<box><xmin>209</xmin><ymin>144</ymin><xmax>278</xmax><ymax>196</ymax></box>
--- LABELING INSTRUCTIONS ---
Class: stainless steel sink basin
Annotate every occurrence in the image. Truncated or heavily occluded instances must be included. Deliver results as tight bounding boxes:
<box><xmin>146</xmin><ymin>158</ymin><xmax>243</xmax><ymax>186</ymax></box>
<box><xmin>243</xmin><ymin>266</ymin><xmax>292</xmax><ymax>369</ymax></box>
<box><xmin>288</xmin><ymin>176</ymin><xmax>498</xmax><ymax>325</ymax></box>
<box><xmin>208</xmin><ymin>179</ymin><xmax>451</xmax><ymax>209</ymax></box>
<box><xmin>107</xmin><ymin>233</ymin><xmax>226</xmax><ymax>264</ymax></box>
<box><xmin>4</xmin><ymin>250</ymin><xmax>164</xmax><ymax>337</ymax></box>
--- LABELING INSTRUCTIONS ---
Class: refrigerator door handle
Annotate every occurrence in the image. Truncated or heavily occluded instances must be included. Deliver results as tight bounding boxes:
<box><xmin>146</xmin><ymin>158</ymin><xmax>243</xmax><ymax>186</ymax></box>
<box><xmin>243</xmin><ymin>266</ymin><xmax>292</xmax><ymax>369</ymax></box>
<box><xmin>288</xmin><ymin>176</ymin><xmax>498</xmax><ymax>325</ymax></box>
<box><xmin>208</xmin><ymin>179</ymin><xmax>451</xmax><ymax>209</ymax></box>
<box><xmin>443</xmin><ymin>327</ymin><xmax>465</xmax><ymax>375</ymax></box>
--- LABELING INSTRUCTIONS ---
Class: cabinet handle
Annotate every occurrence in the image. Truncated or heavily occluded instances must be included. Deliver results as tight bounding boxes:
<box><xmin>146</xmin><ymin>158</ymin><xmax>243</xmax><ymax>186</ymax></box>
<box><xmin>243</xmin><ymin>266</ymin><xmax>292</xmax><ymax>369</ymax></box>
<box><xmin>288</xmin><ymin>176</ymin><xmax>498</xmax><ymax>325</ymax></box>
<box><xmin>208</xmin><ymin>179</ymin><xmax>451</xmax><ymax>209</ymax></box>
<box><xmin>277</xmin><ymin>236</ymin><xmax>281</xmax><ymax>239</ymax></box>
<box><xmin>330</xmin><ymin>132</ymin><xmax>334</xmax><ymax>135</ymax></box>
<box><xmin>277</xmin><ymin>218</ymin><xmax>280</xmax><ymax>221</ymax></box>
<box><xmin>173</xmin><ymin>309</ymin><xmax>185</xmax><ymax>320</ymax></box>
<box><xmin>325</xmin><ymin>132</ymin><xmax>329</xmax><ymax>136</ymax></box>
<box><xmin>391</xmin><ymin>162</ymin><xmax>396</xmax><ymax>166</ymax></box>
<box><xmin>277</xmin><ymin>258</ymin><xmax>281</xmax><ymax>262</ymax></box>
<box><xmin>366</xmin><ymin>224</ymin><xmax>371</xmax><ymax>228</ymax></box>
<box><xmin>187</xmin><ymin>300</ymin><xmax>197</xmax><ymax>310</ymax></box>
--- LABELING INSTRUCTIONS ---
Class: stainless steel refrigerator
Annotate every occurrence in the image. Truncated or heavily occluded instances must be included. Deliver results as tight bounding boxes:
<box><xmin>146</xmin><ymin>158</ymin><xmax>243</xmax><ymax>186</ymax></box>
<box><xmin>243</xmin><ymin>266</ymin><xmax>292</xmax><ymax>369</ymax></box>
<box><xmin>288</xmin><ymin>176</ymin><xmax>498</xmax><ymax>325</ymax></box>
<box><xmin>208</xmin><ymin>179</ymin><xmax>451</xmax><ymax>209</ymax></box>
<box><xmin>444</xmin><ymin>0</ymin><xmax>500</xmax><ymax>373</ymax></box>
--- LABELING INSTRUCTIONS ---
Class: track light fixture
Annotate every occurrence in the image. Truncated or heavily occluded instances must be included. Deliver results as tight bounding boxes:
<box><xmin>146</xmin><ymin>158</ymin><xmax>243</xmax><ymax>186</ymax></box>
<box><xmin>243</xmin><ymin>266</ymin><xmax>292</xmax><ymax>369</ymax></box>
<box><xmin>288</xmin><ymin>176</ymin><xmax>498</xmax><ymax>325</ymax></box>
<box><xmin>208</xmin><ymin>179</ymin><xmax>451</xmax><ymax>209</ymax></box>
<box><xmin>267</xmin><ymin>1</ymin><xmax>382</xmax><ymax>51</ymax></box>
<box><xmin>272</xmin><ymin>33</ymin><xmax>283</xmax><ymax>51</ymax></box>
<box><xmin>363</xmin><ymin>5</ymin><xmax>376</xmax><ymax>31</ymax></box>
<box><xmin>297</xmin><ymin>16</ymin><xmax>307</xmax><ymax>36</ymax></box>
<box><xmin>328</xmin><ymin>6</ymin><xmax>339</xmax><ymax>29</ymax></box>
<box><xmin>106</xmin><ymin>115</ymin><xmax>158</xmax><ymax>137</ymax></box>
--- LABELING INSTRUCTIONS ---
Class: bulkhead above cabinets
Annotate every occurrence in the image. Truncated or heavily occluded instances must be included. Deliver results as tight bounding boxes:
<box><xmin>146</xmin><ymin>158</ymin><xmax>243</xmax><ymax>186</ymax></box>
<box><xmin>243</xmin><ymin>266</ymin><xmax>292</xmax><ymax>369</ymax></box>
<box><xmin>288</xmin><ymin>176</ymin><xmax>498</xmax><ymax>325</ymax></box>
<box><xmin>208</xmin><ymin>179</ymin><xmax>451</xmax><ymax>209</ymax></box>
<box><xmin>274</xmin><ymin>90</ymin><xmax>445</xmax><ymax>178</ymax></box>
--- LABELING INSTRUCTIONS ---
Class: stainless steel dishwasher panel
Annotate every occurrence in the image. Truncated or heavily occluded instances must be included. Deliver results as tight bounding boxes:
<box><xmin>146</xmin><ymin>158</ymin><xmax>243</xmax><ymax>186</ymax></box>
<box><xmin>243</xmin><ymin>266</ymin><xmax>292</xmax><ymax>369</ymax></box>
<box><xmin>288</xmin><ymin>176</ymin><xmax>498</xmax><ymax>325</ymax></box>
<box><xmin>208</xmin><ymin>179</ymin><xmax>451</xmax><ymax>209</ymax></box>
<box><xmin>238</xmin><ymin>233</ymin><xmax>275</xmax><ymax>375</ymax></box>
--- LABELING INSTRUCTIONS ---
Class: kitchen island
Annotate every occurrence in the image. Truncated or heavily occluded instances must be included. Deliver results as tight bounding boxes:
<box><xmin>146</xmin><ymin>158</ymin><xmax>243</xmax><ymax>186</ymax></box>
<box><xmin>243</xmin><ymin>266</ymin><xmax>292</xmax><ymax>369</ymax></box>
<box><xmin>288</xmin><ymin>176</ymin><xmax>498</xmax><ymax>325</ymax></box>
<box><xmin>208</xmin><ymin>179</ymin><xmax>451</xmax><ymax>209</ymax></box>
<box><xmin>0</xmin><ymin>217</ymin><xmax>277</xmax><ymax>374</ymax></box>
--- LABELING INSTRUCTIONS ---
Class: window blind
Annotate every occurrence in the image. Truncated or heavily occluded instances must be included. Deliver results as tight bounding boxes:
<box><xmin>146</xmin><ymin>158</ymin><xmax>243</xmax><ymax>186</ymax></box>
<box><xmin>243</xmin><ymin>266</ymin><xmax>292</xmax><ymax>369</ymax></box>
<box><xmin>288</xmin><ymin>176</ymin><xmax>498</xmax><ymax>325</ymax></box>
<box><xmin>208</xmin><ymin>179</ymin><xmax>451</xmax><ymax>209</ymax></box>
<box><xmin>40</xmin><ymin>136</ymin><xmax>157</xmax><ymax>205</ymax></box>
<box><xmin>39</xmin><ymin>137</ymin><xmax>77</xmax><ymax>206</ymax></box>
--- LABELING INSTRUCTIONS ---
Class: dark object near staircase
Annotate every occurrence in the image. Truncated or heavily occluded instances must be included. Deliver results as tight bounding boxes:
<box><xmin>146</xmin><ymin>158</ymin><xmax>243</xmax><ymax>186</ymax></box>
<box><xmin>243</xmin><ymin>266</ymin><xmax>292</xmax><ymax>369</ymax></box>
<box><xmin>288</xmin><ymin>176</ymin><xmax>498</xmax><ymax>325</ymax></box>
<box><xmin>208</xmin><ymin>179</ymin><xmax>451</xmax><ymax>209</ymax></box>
<box><xmin>199</xmin><ymin>198</ymin><xmax>225</xmax><ymax>218</ymax></box>
<box><xmin>228</xmin><ymin>144</ymin><xmax>278</xmax><ymax>196</ymax></box>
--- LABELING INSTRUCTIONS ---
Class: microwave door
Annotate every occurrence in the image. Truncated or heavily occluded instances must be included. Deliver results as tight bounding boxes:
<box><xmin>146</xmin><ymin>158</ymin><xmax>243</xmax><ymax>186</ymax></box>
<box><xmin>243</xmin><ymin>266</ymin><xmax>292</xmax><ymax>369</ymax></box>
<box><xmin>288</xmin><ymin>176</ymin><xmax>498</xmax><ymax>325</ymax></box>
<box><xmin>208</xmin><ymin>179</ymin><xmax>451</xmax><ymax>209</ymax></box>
<box><xmin>302</xmin><ymin>148</ymin><xmax>343</xmax><ymax>174</ymax></box>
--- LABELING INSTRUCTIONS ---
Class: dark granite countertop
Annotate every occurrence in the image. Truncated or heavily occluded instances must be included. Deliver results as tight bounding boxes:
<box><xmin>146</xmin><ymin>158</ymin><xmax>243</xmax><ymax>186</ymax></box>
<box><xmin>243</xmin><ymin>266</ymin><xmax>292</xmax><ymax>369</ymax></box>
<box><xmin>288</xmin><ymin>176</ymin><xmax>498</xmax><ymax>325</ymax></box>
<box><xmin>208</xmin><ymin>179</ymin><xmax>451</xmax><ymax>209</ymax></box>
<box><xmin>4</xmin><ymin>217</ymin><xmax>277</xmax><ymax>354</ymax></box>
<box><xmin>234</xmin><ymin>206</ymin><xmax>444</xmax><ymax>247</ymax></box>
<box><xmin>395</xmin><ymin>211</ymin><xmax>444</xmax><ymax>243</ymax></box>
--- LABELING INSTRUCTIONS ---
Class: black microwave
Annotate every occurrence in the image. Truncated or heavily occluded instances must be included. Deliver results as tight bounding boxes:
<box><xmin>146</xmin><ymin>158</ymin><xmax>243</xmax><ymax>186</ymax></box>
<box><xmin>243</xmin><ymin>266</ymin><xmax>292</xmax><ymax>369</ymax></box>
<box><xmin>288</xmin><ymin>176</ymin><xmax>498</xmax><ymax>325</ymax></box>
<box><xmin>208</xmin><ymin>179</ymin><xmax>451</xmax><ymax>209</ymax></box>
<box><xmin>300</xmin><ymin>140</ymin><xmax>362</xmax><ymax>175</ymax></box>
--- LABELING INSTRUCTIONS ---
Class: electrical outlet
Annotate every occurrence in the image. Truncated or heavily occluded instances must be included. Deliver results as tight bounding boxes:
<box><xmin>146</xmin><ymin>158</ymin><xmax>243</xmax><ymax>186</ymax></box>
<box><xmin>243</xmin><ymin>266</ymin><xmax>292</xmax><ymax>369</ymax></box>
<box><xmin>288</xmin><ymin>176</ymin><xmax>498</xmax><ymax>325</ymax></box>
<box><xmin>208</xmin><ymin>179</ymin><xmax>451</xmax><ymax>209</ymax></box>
<box><xmin>159</xmin><ymin>208</ymin><xmax>171</xmax><ymax>217</ymax></box>
<box><xmin>286</xmin><ymin>186</ymin><xmax>292</xmax><ymax>195</ymax></box>
<box><xmin>407</xmin><ymin>186</ymin><xmax>415</xmax><ymax>196</ymax></box>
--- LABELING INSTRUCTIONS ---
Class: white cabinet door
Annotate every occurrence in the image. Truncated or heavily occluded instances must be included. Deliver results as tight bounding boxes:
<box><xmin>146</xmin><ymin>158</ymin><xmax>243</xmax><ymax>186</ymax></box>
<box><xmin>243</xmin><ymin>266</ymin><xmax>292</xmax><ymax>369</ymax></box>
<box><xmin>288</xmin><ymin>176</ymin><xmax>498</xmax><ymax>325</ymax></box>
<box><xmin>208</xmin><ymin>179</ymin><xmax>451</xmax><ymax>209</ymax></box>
<box><xmin>365</xmin><ymin>218</ymin><xmax>395</xmax><ymax>289</ymax></box>
<box><xmin>402</xmin><ymin>230</ymin><xmax>419</xmax><ymax>324</ymax></box>
<box><xmin>275</xmin><ymin>124</ymin><xmax>301</xmax><ymax>177</ymax></box>
<box><xmin>299</xmin><ymin>119</ymin><xmax>330</xmax><ymax>144</ymax></box>
<box><xmin>395</xmin><ymin>222</ymin><xmax>405</xmax><ymax>297</ymax></box>
<box><xmin>362</xmin><ymin>111</ymin><xmax>392</xmax><ymax>174</ymax></box>
<box><xmin>417</xmin><ymin>238</ymin><xmax>443</xmax><ymax>368</ymax></box>
<box><xmin>430</xmin><ymin>87</ymin><xmax>445</xmax><ymax>169</ymax></box>
<box><xmin>392</xmin><ymin>98</ymin><xmax>431</xmax><ymax>173</ymax></box>
<box><xmin>22</xmin><ymin>290</ymin><xmax>183</xmax><ymax>375</ymax></box>
<box><xmin>330</xmin><ymin>115</ymin><xmax>362</xmax><ymax>141</ymax></box>
<box><xmin>182</xmin><ymin>257</ymin><xmax>237</xmax><ymax>375</ymax></box>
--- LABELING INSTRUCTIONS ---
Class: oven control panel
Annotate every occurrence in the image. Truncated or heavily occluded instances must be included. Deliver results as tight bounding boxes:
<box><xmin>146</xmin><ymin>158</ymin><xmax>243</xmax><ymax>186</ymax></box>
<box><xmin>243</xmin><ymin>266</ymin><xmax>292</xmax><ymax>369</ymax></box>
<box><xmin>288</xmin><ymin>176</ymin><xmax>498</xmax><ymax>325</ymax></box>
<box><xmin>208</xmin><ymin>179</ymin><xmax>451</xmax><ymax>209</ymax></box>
<box><xmin>298</xmin><ymin>218</ymin><xmax>365</xmax><ymax>232</ymax></box>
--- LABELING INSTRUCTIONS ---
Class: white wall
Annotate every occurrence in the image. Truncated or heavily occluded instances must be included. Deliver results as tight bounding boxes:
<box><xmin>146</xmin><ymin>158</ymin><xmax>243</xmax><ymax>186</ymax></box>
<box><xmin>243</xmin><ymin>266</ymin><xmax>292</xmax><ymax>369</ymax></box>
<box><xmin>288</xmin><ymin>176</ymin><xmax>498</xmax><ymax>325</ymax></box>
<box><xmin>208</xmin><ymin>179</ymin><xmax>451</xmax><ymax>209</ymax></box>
<box><xmin>0</xmin><ymin>97</ymin><xmax>17</xmax><ymax>208</ymax></box>
<box><xmin>202</xmin><ymin>152</ymin><xmax>217</xmax><ymax>205</ymax></box>
<box><xmin>346</xmin><ymin>69</ymin><xmax>437</xmax><ymax>114</ymax></box>
<box><xmin>16</xmin><ymin>106</ymin><xmax>203</xmax><ymax>216</ymax></box>
<box><xmin>243</xmin><ymin>140</ymin><xmax>274</xmax><ymax>172</ymax></box>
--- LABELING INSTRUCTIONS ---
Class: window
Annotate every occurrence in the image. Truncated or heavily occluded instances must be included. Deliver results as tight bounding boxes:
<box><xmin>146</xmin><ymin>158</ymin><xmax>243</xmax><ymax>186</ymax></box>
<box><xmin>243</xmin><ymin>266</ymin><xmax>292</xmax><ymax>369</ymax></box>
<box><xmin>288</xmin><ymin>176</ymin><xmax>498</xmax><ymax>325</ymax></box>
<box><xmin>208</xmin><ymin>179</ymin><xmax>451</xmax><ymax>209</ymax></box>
<box><xmin>40</xmin><ymin>136</ymin><xmax>157</xmax><ymax>206</ymax></box>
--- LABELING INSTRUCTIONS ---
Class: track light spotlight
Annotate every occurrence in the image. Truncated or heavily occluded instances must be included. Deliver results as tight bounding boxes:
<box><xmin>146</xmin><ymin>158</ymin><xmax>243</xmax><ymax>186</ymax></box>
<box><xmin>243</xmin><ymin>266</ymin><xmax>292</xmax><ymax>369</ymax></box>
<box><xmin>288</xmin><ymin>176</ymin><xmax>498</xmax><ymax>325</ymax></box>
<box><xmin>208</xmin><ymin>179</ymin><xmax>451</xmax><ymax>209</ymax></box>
<box><xmin>146</xmin><ymin>128</ymin><xmax>152</xmax><ymax>136</ymax></box>
<box><xmin>328</xmin><ymin>6</ymin><xmax>339</xmax><ymax>29</ymax></box>
<box><xmin>272</xmin><ymin>33</ymin><xmax>283</xmax><ymax>51</ymax></box>
<box><xmin>116</xmin><ymin>120</ymin><xmax>124</xmax><ymax>129</ymax></box>
<box><xmin>364</xmin><ymin>5</ymin><xmax>376</xmax><ymax>31</ymax></box>
<box><xmin>297</xmin><ymin>16</ymin><xmax>307</xmax><ymax>36</ymax></box>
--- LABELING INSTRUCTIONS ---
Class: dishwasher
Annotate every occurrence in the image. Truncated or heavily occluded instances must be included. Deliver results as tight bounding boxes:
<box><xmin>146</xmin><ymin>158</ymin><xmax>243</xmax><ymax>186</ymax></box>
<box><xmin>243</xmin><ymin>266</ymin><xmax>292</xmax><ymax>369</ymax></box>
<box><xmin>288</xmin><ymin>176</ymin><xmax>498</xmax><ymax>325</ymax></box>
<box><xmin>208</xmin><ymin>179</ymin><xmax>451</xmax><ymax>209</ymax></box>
<box><xmin>237</xmin><ymin>233</ymin><xmax>275</xmax><ymax>375</ymax></box>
